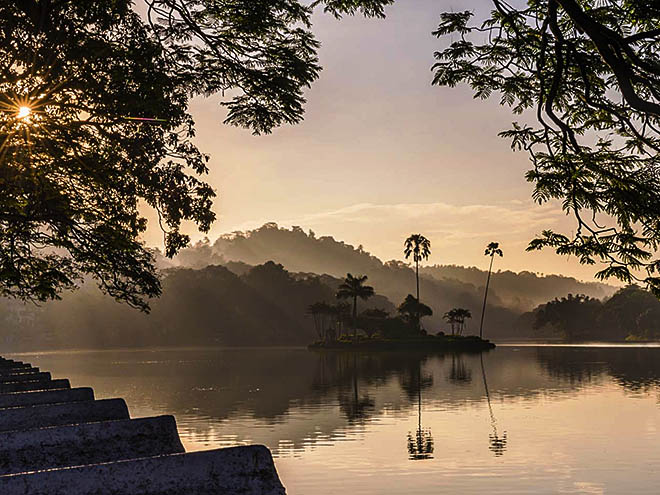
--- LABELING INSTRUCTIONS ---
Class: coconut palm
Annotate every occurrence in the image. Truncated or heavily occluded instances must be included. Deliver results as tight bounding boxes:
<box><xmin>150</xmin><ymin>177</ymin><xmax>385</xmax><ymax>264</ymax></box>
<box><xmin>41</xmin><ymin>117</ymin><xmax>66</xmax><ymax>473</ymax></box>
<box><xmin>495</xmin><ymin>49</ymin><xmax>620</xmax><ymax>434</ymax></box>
<box><xmin>479</xmin><ymin>242</ymin><xmax>503</xmax><ymax>339</ymax></box>
<box><xmin>403</xmin><ymin>234</ymin><xmax>431</xmax><ymax>303</ymax></box>
<box><xmin>336</xmin><ymin>274</ymin><xmax>375</xmax><ymax>339</ymax></box>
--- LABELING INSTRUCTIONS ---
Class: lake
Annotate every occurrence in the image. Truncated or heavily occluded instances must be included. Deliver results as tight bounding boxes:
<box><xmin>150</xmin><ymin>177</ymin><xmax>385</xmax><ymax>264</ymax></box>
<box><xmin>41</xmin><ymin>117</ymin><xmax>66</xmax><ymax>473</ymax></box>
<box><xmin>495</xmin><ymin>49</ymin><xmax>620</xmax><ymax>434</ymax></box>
<box><xmin>10</xmin><ymin>345</ymin><xmax>660</xmax><ymax>494</ymax></box>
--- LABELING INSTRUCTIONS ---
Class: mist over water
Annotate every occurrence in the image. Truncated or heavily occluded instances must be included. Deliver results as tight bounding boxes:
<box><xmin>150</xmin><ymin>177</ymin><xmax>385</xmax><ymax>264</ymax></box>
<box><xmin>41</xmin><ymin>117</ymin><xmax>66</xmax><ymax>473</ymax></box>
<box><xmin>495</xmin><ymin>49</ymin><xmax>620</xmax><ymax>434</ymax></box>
<box><xmin>14</xmin><ymin>345</ymin><xmax>660</xmax><ymax>494</ymax></box>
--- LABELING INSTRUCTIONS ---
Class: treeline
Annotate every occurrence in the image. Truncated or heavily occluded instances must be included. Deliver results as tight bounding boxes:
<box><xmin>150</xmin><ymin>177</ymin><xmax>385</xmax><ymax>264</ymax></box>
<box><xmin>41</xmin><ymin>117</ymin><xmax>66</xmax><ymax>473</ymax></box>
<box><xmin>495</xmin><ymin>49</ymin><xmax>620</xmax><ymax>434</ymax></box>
<box><xmin>523</xmin><ymin>285</ymin><xmax>660</xmax><ymax>341</ymax></box>
<box><xmin>0</xmin><ymin>262</ymin><xmax>393</xmax><ymax>351</ymax></box>
<box><xmin>163</xmin><ymin>223</ymin><xmax>551</xmax><ymax>335</ymax></box>
<box><xmin>421</xmin><ymin>265</ymin><xmax>615</xmax><ymax>311</ymax></box>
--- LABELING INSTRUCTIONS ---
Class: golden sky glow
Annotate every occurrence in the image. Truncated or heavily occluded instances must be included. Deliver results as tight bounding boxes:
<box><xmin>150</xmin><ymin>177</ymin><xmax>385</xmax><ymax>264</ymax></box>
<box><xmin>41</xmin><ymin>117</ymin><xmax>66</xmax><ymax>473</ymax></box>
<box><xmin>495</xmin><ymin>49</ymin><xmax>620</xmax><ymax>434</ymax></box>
<box><xmin>139</xmin><ymin>0</ymin><xmax>609</xmax><ymax>283</ymax></box>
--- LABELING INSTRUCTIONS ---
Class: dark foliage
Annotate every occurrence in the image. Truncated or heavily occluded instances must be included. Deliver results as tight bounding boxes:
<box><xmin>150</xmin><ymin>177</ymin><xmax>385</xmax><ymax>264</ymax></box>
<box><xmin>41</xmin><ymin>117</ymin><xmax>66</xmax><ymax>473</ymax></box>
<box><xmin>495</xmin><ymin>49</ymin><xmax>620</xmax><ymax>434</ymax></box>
<box><xmin>0</xmin><ymin>0</ymin><xmax>392</xmax><ymax>310</ymax></box>
<box><xmin>433</xmin><ymin>1</ymin><xmax>660</xmax><ymax>293</ymax></box>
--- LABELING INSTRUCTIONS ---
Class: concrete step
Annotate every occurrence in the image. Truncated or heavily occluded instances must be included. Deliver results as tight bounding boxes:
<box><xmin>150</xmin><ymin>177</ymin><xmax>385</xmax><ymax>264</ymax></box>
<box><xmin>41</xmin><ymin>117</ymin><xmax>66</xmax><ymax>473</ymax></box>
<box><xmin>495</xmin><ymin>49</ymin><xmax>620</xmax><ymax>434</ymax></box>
<box><xmin>0</xmin><ymin>388</ymin><xmax>95</xmax><ymax>409</ymax></box>
<box><xmin>0</xmin><ymin>372</ymin><xmax>51</xmax><ymax>384</ymax></box>
<box><xmin>0</xmin><ymin>399</ymin><xmax>129</xmax><ymax>432</ymax></box>
<box><xmin>0</xmin><ymin>362</ymin><xmax>30</xmax><ymax>370</ymax></box>
<box><xmin>0</xmin><ymin>367</ymin><xmax>40</xmax><ymax>376</ymax></box>
<box><xmin>0</xmin><ymin>415</ymin><xmax>185</xmax><ymax>476</ymax></box>
<box><xmin>0</xmin><ymin>445</ymin><xmax>286</xmax><ymax>495</ymax></box>
<box><xmin>0</xmin><ymin>379</ymin><xmax>70</xmax><ymax>394</ymax></box>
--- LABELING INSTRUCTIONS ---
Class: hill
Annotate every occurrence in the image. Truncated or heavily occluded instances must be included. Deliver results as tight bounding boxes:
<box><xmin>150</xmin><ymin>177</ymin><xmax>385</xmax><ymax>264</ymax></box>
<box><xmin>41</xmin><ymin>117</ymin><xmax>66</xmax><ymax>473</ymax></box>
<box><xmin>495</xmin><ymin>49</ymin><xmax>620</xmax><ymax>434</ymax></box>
<box><xmin>165</xmin><ymin>223</ymin><xmax>615</xmax><ymax>332</ymax></box>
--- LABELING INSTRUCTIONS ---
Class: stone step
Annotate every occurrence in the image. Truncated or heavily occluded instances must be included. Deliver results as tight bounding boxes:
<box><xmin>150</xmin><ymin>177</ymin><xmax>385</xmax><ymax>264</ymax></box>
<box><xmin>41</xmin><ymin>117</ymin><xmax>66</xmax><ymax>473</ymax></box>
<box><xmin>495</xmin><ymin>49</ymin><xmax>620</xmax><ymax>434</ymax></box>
<box><xmin>0</xmin><ymin>379</ymin><xmax>70</xmax><ymax>394</ymax></box>
<box><xmin>0</xmin><ymin>362</ymin><xmax>30</xmax><ymax>370</ymax></box>
<box><xmin>0</xmin><ymin>367</ymin><xmax>40</xmax><ymax>376</ymax></box>
<box><xmin>0</xmin><ymin>388</ymin><xmax>95</xmax><ymax>409</ymax></box>
<box><xmin>0</xmin><ymin>372</ymin><xmax>51</xmax><ymax>384</ymax></box>
<box><xmin>0</xmin><ymin>399</ymin><xmax>129</xmax><ymax>433</ymax></box>
<box><xmin>0</xmin><ymin>415</ymin><xmax>185</xmax><ymax>476</ymax></box>
<box><xmin>0</xmin><ymin>445</ymin><xmax>286</xmax><ymax>495</ymax></box>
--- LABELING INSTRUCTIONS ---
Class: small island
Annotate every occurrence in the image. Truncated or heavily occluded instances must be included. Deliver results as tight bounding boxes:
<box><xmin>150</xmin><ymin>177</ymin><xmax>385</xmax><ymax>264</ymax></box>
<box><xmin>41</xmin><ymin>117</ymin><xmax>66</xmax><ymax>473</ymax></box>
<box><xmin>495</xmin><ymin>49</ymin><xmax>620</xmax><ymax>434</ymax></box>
<box><xmin>307</xmin><ymin>237</ymin><xmax>500</xmax><ymax>353</ymax></box>
<box><xmin>309</xmin><ymin>334</ymin><xmax>495</xmax><ymax>352</ymax></box>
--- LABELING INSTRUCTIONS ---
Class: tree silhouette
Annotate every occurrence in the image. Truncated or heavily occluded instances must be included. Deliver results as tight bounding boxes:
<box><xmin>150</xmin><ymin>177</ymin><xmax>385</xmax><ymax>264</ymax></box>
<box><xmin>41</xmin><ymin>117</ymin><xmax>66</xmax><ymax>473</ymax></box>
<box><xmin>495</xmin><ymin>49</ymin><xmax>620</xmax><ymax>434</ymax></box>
<box><xmin>404</xmin><ymin>234</ymin><xmax>431</xmax><ymax>304</ymax></box>
<box><xmin>433</xmin><ymin>3</ymin><xmax>660</xmax><ymax>294</ymax></box>
<box><xmin>398</xmin><ymin>294</ymin><xmax>433</xmax><ymax>333</ymax></box>
<box><xmin>534</xmin><ymin>293</ymin><xmax>603</xmax><ymax>341</ymax></box>
<box><xmin>307</xmin><ymin>302</ymin><xmax>333</xmax><ymax>341</ymax></box>
<box><xmin>360</xmin><ymin>308</ymin><xmax>389</xmax><ymax>339</ymax></box>
<box><xmin>0</xmin><ymin>0</ymin><xmax>393</xmax><ymax>310</ymax></box>
<box><xmin>336</xmin><ymin>274</ymin><xmax>374</xmax><ymax>339</ymax></box>
<box><xmin>444</xmin><ymin>308</ymin><xmax>472</xmax><ymax>336</ymax></box>
<box><xmin>479</xmin><ymin>242</ymin><xmax>503</xmax><ymax>338</ymax></box>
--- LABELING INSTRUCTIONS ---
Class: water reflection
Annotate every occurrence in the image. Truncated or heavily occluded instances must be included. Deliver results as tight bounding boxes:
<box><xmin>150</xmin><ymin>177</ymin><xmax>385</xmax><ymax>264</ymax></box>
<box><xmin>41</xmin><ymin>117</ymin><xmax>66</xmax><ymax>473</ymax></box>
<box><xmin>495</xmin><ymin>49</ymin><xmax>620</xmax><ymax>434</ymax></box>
<box><xmin>13</xmin><ymin>345</ymin><xmax>660</xmax><ymax>494</ymax></box>
<box><xmin>480</xmin><ymin>354</ymin><xmax>506</xmax><ymax>457</ymax></box>
<box><xmin>406</xmin><ymin>362</ymin><xmax>434</xmax><ymax>460</ymax></box>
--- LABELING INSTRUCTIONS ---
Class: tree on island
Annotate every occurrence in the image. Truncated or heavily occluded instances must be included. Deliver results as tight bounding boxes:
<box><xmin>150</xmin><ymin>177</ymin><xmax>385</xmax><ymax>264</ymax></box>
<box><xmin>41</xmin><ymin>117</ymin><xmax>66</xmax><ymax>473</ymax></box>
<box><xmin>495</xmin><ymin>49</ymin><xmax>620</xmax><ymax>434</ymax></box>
<box><xmin>308</xmin><ymin>302</ymin><xmax>333</xmax><ymax>341</ymax></box>
<box><xmin>479</xmin><ymin>242</ymin><xmax>503</xmax><ymax>338</ymax></box>
<box><xmin>443</xmin><ymin>308</ymin><xmax>472</xmax><ymax>336</ymax></box>
<box><xmin>360</xmin><ymin>308</ymin><xmax>389</xmax><ymax>339</ymax></box>
<box><xmin>336</xmin><ymin>274</ymin><xmax>375</xmax><ymax>339</ymax></box>
<box><xmin>398</xmin><ymin>295</ymin><xmax>433</xmax><ymax>333</ymax></box>
<box><xmin>404</xmin><ymin>234</ymin><xmax>431</xmax><ymax>304</ymax></box>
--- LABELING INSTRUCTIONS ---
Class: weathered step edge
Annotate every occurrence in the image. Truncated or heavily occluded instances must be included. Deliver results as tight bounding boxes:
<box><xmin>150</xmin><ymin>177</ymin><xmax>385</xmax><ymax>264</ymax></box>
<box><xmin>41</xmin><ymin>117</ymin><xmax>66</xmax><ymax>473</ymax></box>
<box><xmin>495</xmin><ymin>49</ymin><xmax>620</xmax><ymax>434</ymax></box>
<box><xmin>0</xmin><ymin>415</ymin><xmax>184</xmax><ymax>476</ymax></box>
<box><xmin>0</xmin><ymin>398</ymin><xmax>129</xmax><ymax>433</ymax></box>
<box><xmin>0</xmin><ymin>379</ymin><xmax>70</xmax><ymax>394</ymax></box>
<box><xmin>0</xmin><ymin>388</ymin><xmax>94</xmax><ymax>409</ymax></box>
<box><xmin>0</xmin><ymin>372</ymin><xmax>51</xmax><ymax>384</ymax></box>
<box><xmin>0</xmin><ymin>445</ymin><xmax>286</xmax><ymax>495</ymax></box>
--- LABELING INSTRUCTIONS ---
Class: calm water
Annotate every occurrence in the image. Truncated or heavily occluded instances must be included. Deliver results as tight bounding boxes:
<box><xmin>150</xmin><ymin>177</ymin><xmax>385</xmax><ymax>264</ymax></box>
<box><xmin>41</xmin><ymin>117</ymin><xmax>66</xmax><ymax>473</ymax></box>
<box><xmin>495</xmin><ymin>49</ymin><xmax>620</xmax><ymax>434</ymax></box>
<box><xmin>10</xmin><ymin>345</ymin><xmax>660</xmax><ymax>494</ymax></box>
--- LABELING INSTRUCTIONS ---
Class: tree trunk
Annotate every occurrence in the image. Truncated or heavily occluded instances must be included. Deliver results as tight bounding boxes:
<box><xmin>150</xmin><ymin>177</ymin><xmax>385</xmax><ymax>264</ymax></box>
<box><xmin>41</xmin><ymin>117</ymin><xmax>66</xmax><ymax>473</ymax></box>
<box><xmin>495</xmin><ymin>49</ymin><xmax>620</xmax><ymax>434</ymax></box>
<box><xmin>352</xmin><ymin>296</ymin><xmax>357</xmax><ymax>340</ymax></box>
<box><xmin>416</xmin><ymin>259</ymin><xmax>420</xmax><ymax>302</ymax></box>
<box><xmin>479</xmin><ymin>255</ymin><xmax>495</xmax><ymax>338</ymax></box>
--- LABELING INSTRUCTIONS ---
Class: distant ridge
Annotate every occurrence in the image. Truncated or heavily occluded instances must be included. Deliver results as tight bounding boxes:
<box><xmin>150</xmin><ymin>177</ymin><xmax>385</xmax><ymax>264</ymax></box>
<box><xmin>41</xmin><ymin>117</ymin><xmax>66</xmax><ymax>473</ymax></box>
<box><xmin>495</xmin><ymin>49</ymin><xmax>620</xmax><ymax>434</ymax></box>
<box><xmin>168</xmin><ymin>223</ymin><xmax>616</xmax><ymax>312</ymax></box>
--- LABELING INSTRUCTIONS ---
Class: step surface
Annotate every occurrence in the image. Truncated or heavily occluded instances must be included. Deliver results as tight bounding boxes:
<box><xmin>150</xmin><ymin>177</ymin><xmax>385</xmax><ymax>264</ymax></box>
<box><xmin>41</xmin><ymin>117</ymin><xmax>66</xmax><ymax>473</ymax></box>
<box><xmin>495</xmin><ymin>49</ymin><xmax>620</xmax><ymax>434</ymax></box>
<box><xmin>0</xmin><ymin>367</ymin><xmax>40</xmax><ymax>376</ymax></box>
<box><xmin>0</xmin><ymin>372</ymin><xmax>50</xmax><ymax>384</ymax></box>
<box><xmin>0</xmin><ymin>388</ymin><xmax>95</xmax><ymax>409</ymax></box>
<box><xmin>0</xmin><ymin>379</ymin><xmax>70</xmax><ymax>394</ymax></box>
<box><xmin>0</xmin><ymin>415</ymin><xmax>184</xmax><ymax>475</ymax></box>
<box><xmin>0</xmin><ymin>398</ymin><xmax>129</xmax><ymax>432</ymax></box>
<box><xmin>0</xmin><ymin>445</ymin><xmax>286</xmax><ymax>495</ymax></box>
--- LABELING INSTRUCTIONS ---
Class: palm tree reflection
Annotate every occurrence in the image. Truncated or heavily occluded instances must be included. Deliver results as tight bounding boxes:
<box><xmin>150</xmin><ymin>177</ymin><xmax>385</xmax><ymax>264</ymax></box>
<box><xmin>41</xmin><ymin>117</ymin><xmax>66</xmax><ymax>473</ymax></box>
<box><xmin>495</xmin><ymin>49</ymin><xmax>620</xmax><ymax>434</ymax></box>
<box><xmin>339</xmin><ymin>354</ymin><xmax>374</xmax><ymax>422</ymax></box>
<box><xmin>481</xmin><ymin>353</ymin><xmax>507</xmax><ymax>456</ymax></box>
<box><xmin>406</xmin><ymin>362</ymin><xmax>434</xmax><ymax>460</ymax></box>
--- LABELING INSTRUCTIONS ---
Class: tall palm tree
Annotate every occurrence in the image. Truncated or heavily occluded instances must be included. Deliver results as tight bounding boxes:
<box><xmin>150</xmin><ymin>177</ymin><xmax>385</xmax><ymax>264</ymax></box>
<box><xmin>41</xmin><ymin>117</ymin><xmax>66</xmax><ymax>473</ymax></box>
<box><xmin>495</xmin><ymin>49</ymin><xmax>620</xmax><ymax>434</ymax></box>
<box><xmin>479</xmin><ymin>242</ymin><xmax>503</xmax><ymax>339</ymax></box>
<box><xmin>404</xmin><ymin>234</ymin><xmax>431</xmax><ymax>303</ymax></box>
<box><xmin>336</xmin><ymin>274</ymin><xmax>375</xmax><ymax>339</ymax></box>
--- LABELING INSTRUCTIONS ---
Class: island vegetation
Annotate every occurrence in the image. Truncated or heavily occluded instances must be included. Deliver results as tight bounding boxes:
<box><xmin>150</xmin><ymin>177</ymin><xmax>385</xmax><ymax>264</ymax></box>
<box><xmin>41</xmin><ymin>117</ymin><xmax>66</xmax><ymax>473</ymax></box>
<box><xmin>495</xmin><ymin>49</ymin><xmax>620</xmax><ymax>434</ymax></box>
<box><xmin>308</xmin><ymin>235</ymin><xmax>496</xmax><ymax>352</ymax></box>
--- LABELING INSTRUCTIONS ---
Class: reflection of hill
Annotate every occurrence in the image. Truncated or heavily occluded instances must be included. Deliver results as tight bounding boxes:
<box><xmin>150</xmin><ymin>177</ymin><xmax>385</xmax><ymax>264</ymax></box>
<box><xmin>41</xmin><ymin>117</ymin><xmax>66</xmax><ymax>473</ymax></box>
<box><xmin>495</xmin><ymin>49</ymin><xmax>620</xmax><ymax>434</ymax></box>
<box><xmin>535</xmin><ymin>346</ymin><xmax>660</xmax><ymax>391</ymax></box>
<box><xmin>21</xmin><ymin>346</ymin><xmax>656</xmax><ymax>456</ymax></box>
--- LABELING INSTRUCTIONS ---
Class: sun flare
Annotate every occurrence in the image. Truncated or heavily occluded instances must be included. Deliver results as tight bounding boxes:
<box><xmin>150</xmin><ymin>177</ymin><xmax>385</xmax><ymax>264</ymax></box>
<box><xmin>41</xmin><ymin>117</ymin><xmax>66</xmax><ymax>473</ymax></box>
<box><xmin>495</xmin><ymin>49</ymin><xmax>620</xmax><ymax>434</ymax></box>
<box><xmin>17</xmin><ymin>106</ymin><xmax>31</xmax><ymax>119</ymax></box>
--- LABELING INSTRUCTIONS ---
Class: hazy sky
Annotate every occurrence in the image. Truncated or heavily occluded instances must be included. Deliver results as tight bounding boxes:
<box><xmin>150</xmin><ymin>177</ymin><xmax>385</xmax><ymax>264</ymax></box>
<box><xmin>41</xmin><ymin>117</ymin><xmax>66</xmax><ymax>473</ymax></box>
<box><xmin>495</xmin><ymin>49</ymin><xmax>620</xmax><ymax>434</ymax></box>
<box><xmin>142</xmin><ymin>0</ymin><xmax>601</xmax><ymax>281</ymax></box>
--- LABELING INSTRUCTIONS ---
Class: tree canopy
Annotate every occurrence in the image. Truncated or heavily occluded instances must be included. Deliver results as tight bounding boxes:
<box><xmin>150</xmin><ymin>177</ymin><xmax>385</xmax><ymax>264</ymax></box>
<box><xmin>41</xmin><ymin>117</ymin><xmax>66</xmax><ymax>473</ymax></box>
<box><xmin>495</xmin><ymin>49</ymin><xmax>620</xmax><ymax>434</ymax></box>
<box><xmin>5</xmin><ymin>0</ymin><xmax>660</xmax><ymax>312</ymax></box>
<box><xmin>0</xmin><ymin>0</ymin><xmax>393</xmax><ymax>310</ymax></box>
<box><xmin>433</xmin><ymin>1</ymin><xmax>660</xmax><ymax>294</ymax></box>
